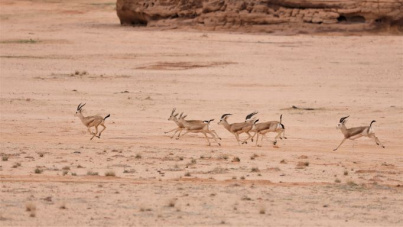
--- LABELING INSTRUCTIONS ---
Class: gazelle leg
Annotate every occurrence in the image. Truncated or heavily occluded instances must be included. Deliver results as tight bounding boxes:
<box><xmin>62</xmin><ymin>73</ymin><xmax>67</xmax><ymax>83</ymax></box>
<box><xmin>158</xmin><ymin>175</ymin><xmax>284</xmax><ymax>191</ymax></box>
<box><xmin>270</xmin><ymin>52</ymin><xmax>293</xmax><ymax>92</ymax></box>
<box><xmin>370</xmin><ymin>134</ymin><xmax>385</xmax><ymax>148</ymax></box>
<box><xmin>165</xmin><ymin>128</ymin><xmax>178</xmax><ymax>134</ymax></box>
<box><xmin>176</xmin><ymin>130</ymin><xmax>189</xmax><ymax>140</ymax></box>
<box><xmin>241</xmin><ymin>132</ymin><xmax>252</xmax><ymax>144</ymax></box>
<box><xmin>210</xmin><ymin>130</ymin><xmax>221</xmax><ymax>140</ymax></box>
<box><xmin>201</xmin><ymin>132</ymin><xmax>211</xmax><ymax>146</ymax></box>
<box><xmin>97</xmin><ymin>124</ymin><xmax>106</xmax><ymax>138</ymax></box>
<box><xmin>251</xmin><ymin>132</ymin><xmax>256</xmax><ymax>142</ymax></box>
<box><xmin>91</xmin><ymin>126</ymin><xmax>98</xmax><ymax>140</ymax></box>
<box><xmin>208</xmin><ymin>132</ymin><xmax>221</xmax><ymax>146</ymax></box>
<box><xmin>170</xmin><ymin>129</ymin><xmax>178</xmax><ymax>139</ymax></box>
<box><xmin>333</xmin><ymin>138</ymin><xmax>347</xmax><ymax>151</ymax></box>
<box><xmin>274</xmin><ymin>131</ymin><xmax>282</xmax><ymax>145</ymax></box>
<box><xmin>87</xmin><ymin>127</ymin><xmax>94</xmax><ymax>136</ymax></box>
<box><xmin>234</xmin><ymin>133</ymin><xmax>241</xmax><ymax>145</ymax></box>
<box><xmin>256</xmin><ymin>133</ymin><xmax>261</xmax><ymax>147</ymax></box>
<box><xmin>259</xmin><ymin>133</ymin><xmax>267</xmax><ymax>147</ymax></box>
<box><xmin>375</xmin><ymin>136</ymin><xmax>385</xmax><ymax>148</ymax></box>
<box><xmin>176</xmin><ymin>128</ymin><xmax>185</xmax><ymax>139</ymax></box>
<box><xmin>282</xmin><ymin>129</ymin><xmax>287</xmax><ymax>139</ymax></box>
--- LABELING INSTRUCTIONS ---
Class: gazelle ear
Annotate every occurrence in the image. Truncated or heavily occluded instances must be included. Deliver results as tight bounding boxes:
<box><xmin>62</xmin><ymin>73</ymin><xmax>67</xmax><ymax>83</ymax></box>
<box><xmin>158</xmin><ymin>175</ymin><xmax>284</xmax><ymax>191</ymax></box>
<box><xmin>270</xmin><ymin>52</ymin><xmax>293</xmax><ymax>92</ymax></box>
<box><xmin>183</xmin><ymin>115</ymin><xmax>187</xmax><ymax>119</ymax></box>
<box><xmin>174</xmin><ymin>113</ymin><xmax>179</xmax><ymax>117</ymax></box>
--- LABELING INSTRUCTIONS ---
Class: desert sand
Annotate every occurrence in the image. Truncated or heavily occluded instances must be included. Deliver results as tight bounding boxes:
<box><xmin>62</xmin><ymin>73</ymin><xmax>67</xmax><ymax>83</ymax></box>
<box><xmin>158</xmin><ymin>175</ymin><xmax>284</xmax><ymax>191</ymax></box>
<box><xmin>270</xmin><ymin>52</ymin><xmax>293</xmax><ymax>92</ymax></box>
<box><xmin>0</xmin><ymin>0</ymin><xmax>402</xmax><ymax>226</ymax></box>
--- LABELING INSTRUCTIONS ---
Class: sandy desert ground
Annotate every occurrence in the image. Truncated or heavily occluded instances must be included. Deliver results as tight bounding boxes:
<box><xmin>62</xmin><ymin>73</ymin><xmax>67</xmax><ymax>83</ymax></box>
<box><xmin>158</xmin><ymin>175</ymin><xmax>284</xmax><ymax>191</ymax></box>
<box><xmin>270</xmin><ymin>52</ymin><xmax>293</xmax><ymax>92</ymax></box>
<box><xmin>0</xmin><ymin>0</ymin><xmax>403</xmax><ymax>226</ymax></box>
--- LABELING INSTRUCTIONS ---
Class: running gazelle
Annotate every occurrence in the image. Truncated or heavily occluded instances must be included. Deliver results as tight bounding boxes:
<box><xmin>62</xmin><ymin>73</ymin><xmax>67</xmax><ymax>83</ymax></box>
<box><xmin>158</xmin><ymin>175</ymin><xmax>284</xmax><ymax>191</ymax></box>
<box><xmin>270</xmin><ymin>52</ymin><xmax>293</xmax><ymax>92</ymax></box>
<box><xmin>75</xmin><ymin>103</ymin><xmax>110</xmax><ymax>140</ymax></box>
<box><xmin>333</xmin><ymin>116</ymin><xmax>385</xmax><ymax>151</ymax></box>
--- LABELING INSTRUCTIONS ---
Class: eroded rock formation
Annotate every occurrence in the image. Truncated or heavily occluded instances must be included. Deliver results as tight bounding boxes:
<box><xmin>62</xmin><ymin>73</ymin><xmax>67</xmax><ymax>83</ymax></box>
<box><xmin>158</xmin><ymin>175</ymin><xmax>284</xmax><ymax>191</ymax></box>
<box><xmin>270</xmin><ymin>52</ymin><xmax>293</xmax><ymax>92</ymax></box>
<box><xmin>116</xmin><ymin>0</ymin><xmax>403</xmax><ymax>33</ymax></box>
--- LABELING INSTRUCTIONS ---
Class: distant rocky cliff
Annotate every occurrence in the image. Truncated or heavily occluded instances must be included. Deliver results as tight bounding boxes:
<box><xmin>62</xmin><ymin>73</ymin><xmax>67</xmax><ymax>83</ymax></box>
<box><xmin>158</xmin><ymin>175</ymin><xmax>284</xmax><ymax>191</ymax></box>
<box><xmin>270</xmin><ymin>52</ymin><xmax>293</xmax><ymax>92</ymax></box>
<box><xmin>116</xmin><ymin>0</ymin><xmax>403</xmax><ymax>34</ymax></box>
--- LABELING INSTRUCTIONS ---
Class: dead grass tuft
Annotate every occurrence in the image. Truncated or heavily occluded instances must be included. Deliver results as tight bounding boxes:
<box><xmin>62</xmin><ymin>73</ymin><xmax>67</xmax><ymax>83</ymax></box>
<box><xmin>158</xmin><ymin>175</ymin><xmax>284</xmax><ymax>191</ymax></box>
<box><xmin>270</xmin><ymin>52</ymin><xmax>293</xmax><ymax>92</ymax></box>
<box><xmin>105</xmin><ymin>171</ymin><xmax>116</xmax><ymax>177</ymax></box>
<box><xmin>218</xmin><ymin>154</ymin><xmax>229</xmax><ymax>160</ymax></box>
<box><xmin>87</xmin><ymin>171</ymin><xmax>99</xmax><ymax>176</ymax></box>
<box><xmin>168</xmin><ymin>200</ymin><xmax>176</xmax><ymax>208</ymax></box>
<box><xmin>12</xmin><ymin>162</ymin><xmax>21</xmax><ymax>168</ymax></box>
<box><xmin>34</xmin><ymin>168</ymin><xmax>43</xmax><ymax>174</ymax></box>
<box><xmin>347</xmin><ymin>180</ymin><xmax>358</xmax><ymax>186</ymax></box>
<box><xmin>259</xmin><ymin>208</ymin><xmax>266</xmax><ymax>214</ymax></box>
<box><xmin>250</xmin><ymin>154</ymin><xmax>259</xmax><ymax>160</ymax></box>
<box><xmin>26</xmin><ymin>203</ymin><xmax>36</xmax><ymax>212</ymax></box>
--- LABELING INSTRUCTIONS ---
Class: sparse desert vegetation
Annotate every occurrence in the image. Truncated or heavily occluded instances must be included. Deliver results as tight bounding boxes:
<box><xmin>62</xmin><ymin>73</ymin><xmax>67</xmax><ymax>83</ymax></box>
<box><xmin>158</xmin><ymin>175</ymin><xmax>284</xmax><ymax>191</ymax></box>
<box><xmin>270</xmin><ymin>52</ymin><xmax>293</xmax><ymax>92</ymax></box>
<box><xmin>105</xmin><ymin>170</ymin><xmax>116</xmax><ymax>177</ymax></box>
<box><xmin>87</xmin><ymin>171</ymin><xmax>99</xmax><ymax>176</ymax></box>
<box><xmin>34</xmin><ymin>168</ymin><xmax>43</xmax><ymax>174</ymax></box>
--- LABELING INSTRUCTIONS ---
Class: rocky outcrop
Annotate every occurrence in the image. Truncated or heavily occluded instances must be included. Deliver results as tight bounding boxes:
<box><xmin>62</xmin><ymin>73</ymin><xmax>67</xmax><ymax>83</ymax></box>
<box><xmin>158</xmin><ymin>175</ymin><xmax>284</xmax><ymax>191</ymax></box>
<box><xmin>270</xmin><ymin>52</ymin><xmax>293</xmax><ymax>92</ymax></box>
<box><xmin>116</xmin><ymin>0</ymin><xmax>403</xmax><ymax>34</ymax></box>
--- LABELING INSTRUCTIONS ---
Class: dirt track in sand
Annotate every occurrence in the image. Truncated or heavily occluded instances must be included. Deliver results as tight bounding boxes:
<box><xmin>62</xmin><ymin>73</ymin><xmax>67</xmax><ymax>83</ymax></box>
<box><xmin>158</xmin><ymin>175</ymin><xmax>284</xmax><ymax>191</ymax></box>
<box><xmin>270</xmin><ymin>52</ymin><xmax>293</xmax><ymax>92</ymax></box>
<box><xmin>0</xmin><ymin>0</ymin><xmax>403</xmax><ymax>226</ymax></box>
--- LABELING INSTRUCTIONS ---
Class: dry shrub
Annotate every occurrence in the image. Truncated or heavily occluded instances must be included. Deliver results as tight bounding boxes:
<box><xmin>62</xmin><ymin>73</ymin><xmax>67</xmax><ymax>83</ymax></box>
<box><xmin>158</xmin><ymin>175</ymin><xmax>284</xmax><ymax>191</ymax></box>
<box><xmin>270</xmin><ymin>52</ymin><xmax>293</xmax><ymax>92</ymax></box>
<box><xmin>87</xmin><ymin>171</ymin><xmax>98</xmax><ymax>176</ymax></box>
<box><xmin>26</xmin><ymin>203</ymin><xmax>36</xmax><ymax>217</ymax></box>
<box><xmin>105</xmin><ymin>171</ymin><xmax>116</xmax><ymax>177</ymax></box>
<box><xmin>168</xmin><ymin>200</ymin><xmax>176</xmax><ymax>208</ymax></box>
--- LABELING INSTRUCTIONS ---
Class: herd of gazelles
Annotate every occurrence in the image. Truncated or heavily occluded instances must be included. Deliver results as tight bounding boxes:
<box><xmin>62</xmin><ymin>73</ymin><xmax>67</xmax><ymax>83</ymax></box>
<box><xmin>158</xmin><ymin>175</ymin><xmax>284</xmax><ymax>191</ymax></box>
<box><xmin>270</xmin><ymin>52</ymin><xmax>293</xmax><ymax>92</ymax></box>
<box><xmin>75</xmin><ymin>104</ymin><xmax>386</xmax><ymax>151</ymax></box>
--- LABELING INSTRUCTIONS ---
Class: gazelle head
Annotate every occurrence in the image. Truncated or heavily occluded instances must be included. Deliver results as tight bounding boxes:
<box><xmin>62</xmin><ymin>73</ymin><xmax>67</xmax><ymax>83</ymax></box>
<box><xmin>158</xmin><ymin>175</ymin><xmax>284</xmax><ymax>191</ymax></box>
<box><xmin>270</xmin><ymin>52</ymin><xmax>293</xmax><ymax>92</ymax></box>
<box><xmin>245</xmin><ymin>111</ymin><xmax>258</xmax><ymax>122</ymax></box>
<box><xmin>75</xmin><ymin>103</ymin><xmax>86</xmax><ymax>115</ymax></box>
<box><xmin>336</xmin><ymin>116</ymin><xmax>349</xmax><ymax>129</ymax></box>
<box><xmin>168</xmin><ymin>108</ymin><xmax>179</xmax><ymax>121</ymax></box>
<box><xmin>251</xmin><ymin>119</ymin><xmax>259</xmax><ymax>130</ymax></box>
<box><xmin>203</xmin><ymin>119</ymin><xmax>214</xmax><ymax>124</ymax></box>
<box><xmin>218</xmin><ymin>114</ymin><xmax>231</xmax><ymax>125</ymax></box>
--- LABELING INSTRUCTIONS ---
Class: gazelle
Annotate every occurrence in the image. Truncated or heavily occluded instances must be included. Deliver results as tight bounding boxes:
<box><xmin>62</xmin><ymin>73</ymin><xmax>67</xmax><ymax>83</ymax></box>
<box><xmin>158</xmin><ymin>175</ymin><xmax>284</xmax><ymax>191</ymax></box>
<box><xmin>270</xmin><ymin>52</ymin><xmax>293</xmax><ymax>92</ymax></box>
<box><xmin>180</xmin><ymin>113</ymin><xmax>221</xmax><ymax>140</ymax></box>
<box><xmin>251</xmin><ymin>114</ymin><xmax>287</xmax><ymax>147</ymax></box>
<box><xmin>75</xmin><ymin>103</ymin><xmax>110</xmax><ymax>140</ymax></box>
<box><xmin>333</xmin><ymin>116</ymin><xmax>385</xmax><ymax>151</ymax></box>
<box><xmin>177</xmin><ymin>116</ymin><xmax>221</xmax><ymax>146</ymax></box>
<box><xmin>218</xmin><ymin>112</ymin><xmax>258</xmax><ymax>145</ymax></box>
<box><xmin>165</xmin><ymin>108</ymin><xmax>184</xmax><ymax>139</ymax></box>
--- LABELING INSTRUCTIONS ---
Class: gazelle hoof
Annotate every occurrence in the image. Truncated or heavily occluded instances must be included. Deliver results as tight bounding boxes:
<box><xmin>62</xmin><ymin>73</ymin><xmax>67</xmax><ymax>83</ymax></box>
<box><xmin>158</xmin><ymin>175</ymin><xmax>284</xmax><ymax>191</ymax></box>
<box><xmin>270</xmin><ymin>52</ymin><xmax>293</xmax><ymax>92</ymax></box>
<box><xmin>382</xmin><ymin>146</ymin><xmax>385</xmax><ymax>148</ymax></box>
<box><xmin>273</xmin><ymin>141</ymin><xmax>277</xmax><ymax>145</ymax></box>
<box><xmin>219</xmin><ymin>138</ymin><xmax>222</xmax><ymax>140</ymax></box>
<box><xmin>251</xmin><ymin>139</ymin><xmax>254</xmax><ymax>142</ymax></box>
<box><xmin>218</xmin><ymin>143</ymin><xmax>221</xmax><ymax>146</ymax></box>
<box><xmin>333</xmin><ymin>149</ymin><xmax>337</xmax><ymax>151</ymax></box>
<box><xmin>284</xmin><ymin>137</ymin><xmax>288</xmax><ymax>139</ymax></box>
